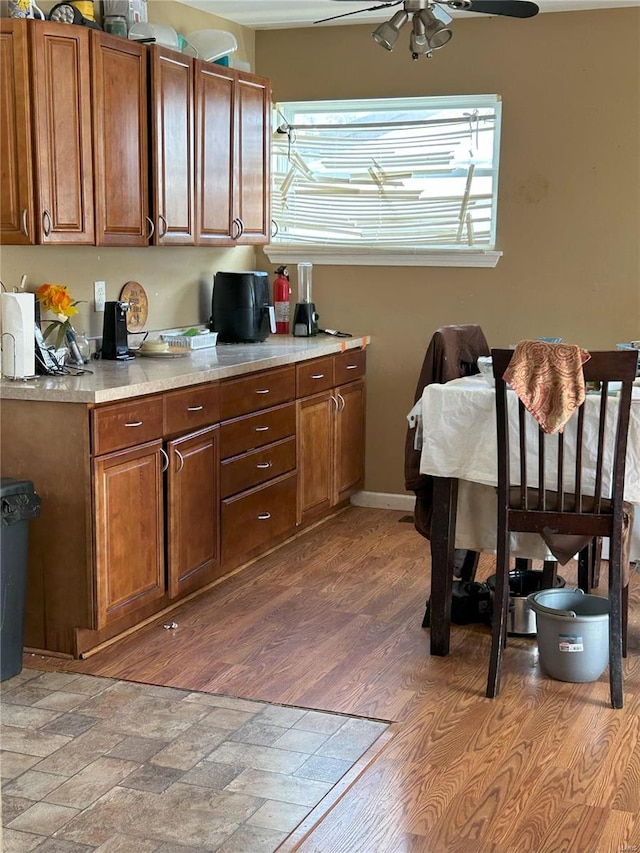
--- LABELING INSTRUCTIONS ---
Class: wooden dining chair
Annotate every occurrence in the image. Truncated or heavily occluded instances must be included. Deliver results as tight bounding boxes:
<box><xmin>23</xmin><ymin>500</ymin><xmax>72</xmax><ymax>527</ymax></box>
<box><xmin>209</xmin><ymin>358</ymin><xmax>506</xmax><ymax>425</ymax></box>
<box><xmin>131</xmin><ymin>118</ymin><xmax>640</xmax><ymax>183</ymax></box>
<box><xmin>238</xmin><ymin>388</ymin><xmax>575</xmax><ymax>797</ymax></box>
<box><xmin>487</xmin><ymin>348</ymin><xmax>637</xmax><ymax>709</ymax></box>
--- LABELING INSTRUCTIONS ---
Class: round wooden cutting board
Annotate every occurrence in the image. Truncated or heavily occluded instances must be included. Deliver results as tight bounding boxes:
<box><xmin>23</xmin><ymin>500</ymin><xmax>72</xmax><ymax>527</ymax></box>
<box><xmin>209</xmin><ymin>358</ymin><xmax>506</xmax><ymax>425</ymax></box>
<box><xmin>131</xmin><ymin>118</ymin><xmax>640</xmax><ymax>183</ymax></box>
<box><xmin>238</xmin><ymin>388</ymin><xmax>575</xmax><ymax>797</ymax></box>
<box><xmin>119</xmin><ymin>281</ymin><xmax>149</xmax><ymax>332</ymax></box>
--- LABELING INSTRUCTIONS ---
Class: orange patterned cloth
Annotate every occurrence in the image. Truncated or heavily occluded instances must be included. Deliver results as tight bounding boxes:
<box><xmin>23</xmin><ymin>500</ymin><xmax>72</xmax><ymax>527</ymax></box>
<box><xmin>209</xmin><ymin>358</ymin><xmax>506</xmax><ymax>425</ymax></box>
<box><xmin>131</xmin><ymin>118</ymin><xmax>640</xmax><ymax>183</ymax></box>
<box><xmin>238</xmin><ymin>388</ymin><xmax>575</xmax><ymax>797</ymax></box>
<box><xmin>503</xmin><ymin>341</ymin><xmax>591</xmax><ymax>434</ymax></box>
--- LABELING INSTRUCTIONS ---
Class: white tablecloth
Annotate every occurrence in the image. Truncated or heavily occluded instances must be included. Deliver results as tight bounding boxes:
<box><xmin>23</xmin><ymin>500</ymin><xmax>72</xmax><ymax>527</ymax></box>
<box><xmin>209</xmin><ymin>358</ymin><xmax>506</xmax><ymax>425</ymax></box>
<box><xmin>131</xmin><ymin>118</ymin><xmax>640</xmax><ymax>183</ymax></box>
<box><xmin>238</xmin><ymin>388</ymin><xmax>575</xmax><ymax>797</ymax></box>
<box><xmin>419</xmin><ymin>375</ymin><xmax>640</xmax><ymax>560</ymax></box>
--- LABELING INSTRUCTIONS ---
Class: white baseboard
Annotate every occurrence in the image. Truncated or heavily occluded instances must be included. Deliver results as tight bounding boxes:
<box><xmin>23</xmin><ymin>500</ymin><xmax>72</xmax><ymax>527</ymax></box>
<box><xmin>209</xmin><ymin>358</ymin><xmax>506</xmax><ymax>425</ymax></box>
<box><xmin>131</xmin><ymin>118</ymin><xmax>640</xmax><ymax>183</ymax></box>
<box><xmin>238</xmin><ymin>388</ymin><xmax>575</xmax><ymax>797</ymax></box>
<box><xmin>350</xmin><ymin>491</ymin><xmax>415</xmax><ymax>511</ymax></box>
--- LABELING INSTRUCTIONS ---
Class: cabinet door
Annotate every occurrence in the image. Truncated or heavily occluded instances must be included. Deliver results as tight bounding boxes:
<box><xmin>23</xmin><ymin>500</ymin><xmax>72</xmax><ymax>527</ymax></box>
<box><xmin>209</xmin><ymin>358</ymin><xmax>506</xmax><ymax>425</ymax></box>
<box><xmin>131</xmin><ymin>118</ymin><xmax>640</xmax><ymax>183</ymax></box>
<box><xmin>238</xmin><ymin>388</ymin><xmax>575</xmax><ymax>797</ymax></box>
<box><xmin>334</xmin><ymin>379</ymin><xmax>366</xmax><ymax>505</ymax></box>
<box><xmin>93</xmin><ymin>440</ymin><xmax>164</xmax><ymax>629</ymax></box>
<box><xmin>195</xmin><ymin>61</ymin><xmax>234</xmax><ymax>245</ymax></box>
<box><xmin>166</xmin><ymin>426</ymin><xmax>220</xmax><ymax>598</ymax></box>
<box><xmin>30</xmin><ymin>21</ymin><xmax>94</xmax><ymax>244</ymax></box>
<box><xmin>297</xmin><ymin>391</ymin><xmax>334</xmax><ymax>524</ymax></box>
<box><xmin>92</xmin><ymin>32</ymin><xmax>149</xmax><ymax>246</ymax></box>
<box><xmin>0</xmin><ymin>20</ymin><xmax>34</xmax><ymax>245</ymax></box>
<box><xmin>150</xmin><ymin>46</ymin><xmax>194</xmax><ymax>245</ymax></box>
<box><xmin>234</xmin><ymin>71</ymin><xmax>271</xmax><ymax>245</ymax></box>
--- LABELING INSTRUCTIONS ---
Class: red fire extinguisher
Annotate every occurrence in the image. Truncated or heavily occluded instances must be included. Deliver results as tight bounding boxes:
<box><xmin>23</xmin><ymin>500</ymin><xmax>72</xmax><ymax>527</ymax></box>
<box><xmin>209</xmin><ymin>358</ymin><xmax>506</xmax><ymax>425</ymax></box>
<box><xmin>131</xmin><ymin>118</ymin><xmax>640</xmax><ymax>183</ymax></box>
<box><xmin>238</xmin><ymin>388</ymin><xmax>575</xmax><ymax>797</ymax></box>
<box><xmin>273</xmin><ymin>266</ymin><xmax>291</xmax><ymax>335</ymax></box>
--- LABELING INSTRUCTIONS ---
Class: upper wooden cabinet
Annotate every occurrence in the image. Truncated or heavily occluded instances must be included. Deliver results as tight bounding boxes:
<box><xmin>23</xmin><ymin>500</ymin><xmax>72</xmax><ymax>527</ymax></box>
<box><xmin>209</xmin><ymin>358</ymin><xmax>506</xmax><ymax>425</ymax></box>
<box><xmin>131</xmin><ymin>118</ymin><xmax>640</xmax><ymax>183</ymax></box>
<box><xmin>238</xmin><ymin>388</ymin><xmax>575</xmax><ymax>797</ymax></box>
<box><xmin>1</xmin><ymin>19</ymin><xmax>94</xmax><ymax>245</ymax></box>
<box><xmin>1</xmin><ymin>20</ymin><xmax>270</xmax><ymax>248</ymax></box>
<box><xmin>0</xmin><ymin>20</ymin><xmax>34</xmax><ymax>245</ymax></box>
<box><xmin>92</xmin><ymin>31</ymin><xmax>149</xmax><ymax>246</ymax></box>
<box><xmin>149</xmin><ymin>45</ymin><xmax>195</xmax><ymax>245</ymax></box>
<box><xmin>195</xmin><ymin>62</ymin><xmax>271</xmax><ymax>246</ymax></box>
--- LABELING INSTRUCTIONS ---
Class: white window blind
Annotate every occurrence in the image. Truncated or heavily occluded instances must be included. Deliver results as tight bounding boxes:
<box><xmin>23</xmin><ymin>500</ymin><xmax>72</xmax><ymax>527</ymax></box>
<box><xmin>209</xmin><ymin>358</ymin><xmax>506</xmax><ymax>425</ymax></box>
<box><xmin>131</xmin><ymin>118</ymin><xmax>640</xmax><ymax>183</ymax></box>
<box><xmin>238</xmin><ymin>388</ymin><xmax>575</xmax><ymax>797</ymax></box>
<box><xmin>268</xmin><ymin>95</ymin><xmax>502</xmax><ymax>267</ymax></box>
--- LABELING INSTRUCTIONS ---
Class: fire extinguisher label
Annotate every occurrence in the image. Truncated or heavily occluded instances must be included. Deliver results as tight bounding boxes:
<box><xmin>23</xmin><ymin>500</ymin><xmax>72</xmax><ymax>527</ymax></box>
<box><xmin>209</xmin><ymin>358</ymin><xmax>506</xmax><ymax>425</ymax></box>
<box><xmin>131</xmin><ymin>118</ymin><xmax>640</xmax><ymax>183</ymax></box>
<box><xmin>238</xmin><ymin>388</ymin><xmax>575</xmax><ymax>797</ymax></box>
<box><xmin>275</xmin><ymin>303</ymin><xmax>290</xmax><ymax>323</ymax></box>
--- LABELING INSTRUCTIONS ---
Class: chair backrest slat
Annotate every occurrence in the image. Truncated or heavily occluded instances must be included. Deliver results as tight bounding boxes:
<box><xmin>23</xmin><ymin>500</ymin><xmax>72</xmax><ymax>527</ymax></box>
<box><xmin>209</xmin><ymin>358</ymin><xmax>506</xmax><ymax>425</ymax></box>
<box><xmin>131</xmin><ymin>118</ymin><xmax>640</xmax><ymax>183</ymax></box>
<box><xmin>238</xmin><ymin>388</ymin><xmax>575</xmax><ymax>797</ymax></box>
<box><xmin>575</xmin><ymin>407</ymin><xmax>585</xmax><ymax>512</ymax></box>
<box><xmin>538</xmin><ymin>428</ymin><xmax>545</xmax><ymax>510</ymax></box>
<box><xmin>518</xmin><ymin>402</ymin><xmax>527</xmax><ymax>508</ymax></box>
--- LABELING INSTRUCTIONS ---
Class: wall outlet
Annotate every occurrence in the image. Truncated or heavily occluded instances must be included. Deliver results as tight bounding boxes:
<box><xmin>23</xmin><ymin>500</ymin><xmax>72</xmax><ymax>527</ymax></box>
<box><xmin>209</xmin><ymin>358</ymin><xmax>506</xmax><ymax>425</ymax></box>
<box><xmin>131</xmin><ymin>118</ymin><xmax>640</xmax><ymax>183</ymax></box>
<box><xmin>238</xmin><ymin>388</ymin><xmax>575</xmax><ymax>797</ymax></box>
<box><xmin>94</xmin><ymin>280</ymin><xmax>106</xmax><ymax>312</ymax></box>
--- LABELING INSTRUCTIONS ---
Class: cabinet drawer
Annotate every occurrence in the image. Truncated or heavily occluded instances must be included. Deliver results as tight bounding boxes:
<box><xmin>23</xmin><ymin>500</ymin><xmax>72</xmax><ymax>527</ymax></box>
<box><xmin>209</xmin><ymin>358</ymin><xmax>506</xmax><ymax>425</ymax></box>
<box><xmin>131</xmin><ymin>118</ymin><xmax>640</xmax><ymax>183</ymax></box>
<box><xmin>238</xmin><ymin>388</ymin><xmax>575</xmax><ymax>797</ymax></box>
<box><xmin>220</xmin><ymin>402</ymin><xmax>296</xmax><ymax>459</ymax></box>
<box><xmin>164</xmin><ymin>383</ymin><xmax>219</xmax><ymax>436</ymax></box>
<box><xmin>221</xmin><ymin>436</ymin><xmax>296</xmax><ymax>498</ymax></box>
<box><xmin>334</xmin><ymin>348</ymin><xmax>366</xmax><ymax>385</ymax></box>
<box><xmin>296</xmin><ymin>356</ymin><xmax>335</xmax><ymax>397</ymax></box>
<box><xmin>221</xmin><ymin>471</ymin><xmax>297</xmax><ymax>565</ymax></box>
<box><xmin>92</xmin><ymin>397</ymin><xmax>164</xmax><ymax>455</ymax></box>
<box><xmin>219</xmin><ymin>365</ymin><xmax>295</xmax><ymax>420</ymax></box>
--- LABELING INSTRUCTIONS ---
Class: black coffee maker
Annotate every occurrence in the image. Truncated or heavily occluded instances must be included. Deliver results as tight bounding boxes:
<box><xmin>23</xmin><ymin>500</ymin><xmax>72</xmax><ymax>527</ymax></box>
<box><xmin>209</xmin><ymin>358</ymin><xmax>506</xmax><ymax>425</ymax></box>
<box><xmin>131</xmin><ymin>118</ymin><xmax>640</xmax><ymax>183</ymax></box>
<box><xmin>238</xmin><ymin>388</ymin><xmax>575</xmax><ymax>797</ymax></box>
<box><xmin>102</xmin><ymin>301</ymin><xmax>134</xmax><ymax>360</ymax></box>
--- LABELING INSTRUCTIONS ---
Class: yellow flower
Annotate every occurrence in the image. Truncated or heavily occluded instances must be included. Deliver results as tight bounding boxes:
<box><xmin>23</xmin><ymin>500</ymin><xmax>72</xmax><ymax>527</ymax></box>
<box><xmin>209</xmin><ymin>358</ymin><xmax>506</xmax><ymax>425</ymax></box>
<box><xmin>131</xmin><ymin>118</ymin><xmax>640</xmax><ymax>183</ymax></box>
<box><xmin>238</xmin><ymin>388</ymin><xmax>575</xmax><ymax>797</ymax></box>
<box><xmin>36</xmin><ymin>284</ymin><xmax>79</xmax><ymax>320</ymax></box>
<box><xmin>36</xmin><ymin>284</ymin><xmax>82</xmax><ymax>349</ymax></box>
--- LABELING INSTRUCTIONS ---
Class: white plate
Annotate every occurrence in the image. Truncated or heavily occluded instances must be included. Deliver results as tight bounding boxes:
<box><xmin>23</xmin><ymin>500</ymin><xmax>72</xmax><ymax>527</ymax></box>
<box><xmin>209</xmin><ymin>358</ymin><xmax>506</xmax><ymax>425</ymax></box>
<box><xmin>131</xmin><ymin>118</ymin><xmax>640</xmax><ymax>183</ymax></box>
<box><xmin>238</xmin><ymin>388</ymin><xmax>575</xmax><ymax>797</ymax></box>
<box><xmin>137</xmin><ymin>348</ymin><xmax>189</xmax><ymax>359</ymax></box>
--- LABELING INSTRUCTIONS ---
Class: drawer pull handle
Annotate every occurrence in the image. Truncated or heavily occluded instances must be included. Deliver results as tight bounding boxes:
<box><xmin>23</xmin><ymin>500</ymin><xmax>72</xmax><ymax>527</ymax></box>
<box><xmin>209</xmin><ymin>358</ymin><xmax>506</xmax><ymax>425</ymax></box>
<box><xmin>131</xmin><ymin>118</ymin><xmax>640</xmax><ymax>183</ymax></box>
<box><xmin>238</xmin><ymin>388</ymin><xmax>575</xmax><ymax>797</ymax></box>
<box><xmin>125</xmin><ymin>420</ymin><xmax>143</xmax><ymax>427</ymax></box>
<box><xmin>256</xmin><ymin>461</ymin><xmax>272</xmax><ymax>469</ymax></box>
<box><xmin>257</xmin><ymin>512</ymin><xmax>271</xmax><ymax>520</ymax></box>
<box><xmin>311</xmin><ymin>374</ymin><xmax>325</xmax><ymax>379</ymax></box>
<box><xmin>255</xmin><ymin>426</ymin><xmax>270</xmax><ymax>432</ymax></box>
<box><xmin>346</xmin><ymin>364</ymin><xmax>358</xmax><ymax>370</ymax></box>
<box><xmin>256</xmin><ymin>389</ymin><xmax>270</xmax><ymax>395</ymax></box>
<box><xmin>187</xmin><ymin>405</ymin><xmax>204</xmax><ymax>412</ymax></box>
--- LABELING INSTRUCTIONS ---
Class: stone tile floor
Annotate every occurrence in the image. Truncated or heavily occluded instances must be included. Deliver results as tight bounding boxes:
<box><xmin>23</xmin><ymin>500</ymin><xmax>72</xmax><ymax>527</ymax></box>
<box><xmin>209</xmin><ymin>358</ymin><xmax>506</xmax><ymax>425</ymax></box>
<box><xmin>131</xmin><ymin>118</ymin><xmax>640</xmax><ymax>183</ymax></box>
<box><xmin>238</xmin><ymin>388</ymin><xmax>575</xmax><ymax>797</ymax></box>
<box><xmin>1</xmin><ymin>668</ymin><xmax>389</xmax><ymax>853</ymax></box>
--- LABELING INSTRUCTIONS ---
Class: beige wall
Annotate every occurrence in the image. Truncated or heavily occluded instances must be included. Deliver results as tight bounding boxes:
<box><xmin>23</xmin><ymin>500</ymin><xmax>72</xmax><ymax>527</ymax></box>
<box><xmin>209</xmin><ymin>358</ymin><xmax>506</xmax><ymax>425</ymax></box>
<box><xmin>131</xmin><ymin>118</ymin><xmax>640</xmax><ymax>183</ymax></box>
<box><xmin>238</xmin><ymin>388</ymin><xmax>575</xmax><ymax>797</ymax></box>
<box><xmin>255</xmin><ymin>8</ymin><xmax>640</xmax><ymax>495</ymax></box>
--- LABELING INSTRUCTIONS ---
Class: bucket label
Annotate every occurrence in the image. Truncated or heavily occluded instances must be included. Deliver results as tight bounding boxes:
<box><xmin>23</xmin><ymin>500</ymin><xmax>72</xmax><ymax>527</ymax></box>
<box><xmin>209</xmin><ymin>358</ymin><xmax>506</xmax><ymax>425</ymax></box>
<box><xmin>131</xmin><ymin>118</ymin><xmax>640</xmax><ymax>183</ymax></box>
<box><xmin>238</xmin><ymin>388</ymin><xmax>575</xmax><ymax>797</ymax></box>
<box><xmin>558</xmin><ymin>634</ymin><xmax>584</xmax><ymax>653</ymax></box>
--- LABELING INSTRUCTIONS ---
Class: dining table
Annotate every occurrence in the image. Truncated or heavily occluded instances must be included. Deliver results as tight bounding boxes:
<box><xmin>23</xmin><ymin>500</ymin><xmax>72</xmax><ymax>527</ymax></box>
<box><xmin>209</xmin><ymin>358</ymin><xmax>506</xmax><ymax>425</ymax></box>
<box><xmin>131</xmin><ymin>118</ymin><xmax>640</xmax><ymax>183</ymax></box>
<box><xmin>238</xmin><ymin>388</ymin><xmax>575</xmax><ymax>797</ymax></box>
<box><xmin>419</xmin><ymin>373</ymin><xmax>640</xmax><ymax>656</ymax></box>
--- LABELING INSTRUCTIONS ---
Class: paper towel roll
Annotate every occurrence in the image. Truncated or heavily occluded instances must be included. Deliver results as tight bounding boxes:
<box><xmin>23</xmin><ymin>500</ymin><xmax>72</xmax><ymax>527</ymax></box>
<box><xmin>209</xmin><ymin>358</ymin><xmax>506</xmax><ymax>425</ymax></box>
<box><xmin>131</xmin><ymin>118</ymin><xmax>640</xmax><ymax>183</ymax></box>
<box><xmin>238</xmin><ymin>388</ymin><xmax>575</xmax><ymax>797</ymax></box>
<box><xmin>1</xmin><ymin>292</ymin><xmax>35</xmax><ymax>378</ymax></box>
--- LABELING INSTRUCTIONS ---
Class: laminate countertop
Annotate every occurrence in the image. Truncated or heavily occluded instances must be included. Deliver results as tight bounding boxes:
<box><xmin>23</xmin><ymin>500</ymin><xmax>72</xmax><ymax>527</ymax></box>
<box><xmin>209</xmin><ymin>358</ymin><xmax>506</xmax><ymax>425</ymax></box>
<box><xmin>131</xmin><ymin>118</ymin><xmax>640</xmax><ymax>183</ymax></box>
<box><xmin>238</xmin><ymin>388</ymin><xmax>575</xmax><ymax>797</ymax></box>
<box><xmin>0</xmin><ymin>335</ymin><xmax>370</xmax><ymax>405</ymax></box>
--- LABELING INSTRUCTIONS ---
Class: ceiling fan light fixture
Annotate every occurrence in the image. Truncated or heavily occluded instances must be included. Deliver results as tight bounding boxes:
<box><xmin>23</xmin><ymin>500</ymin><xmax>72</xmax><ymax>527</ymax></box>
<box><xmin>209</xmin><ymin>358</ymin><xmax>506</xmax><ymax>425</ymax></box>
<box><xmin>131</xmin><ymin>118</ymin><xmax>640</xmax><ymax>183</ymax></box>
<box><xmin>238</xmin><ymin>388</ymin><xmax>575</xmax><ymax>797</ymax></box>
<box><xmin>409</xmin><ymin>14</ymin><xmax>430</xmax><ymax>56</ymax></box>
<box><xmin>418</xmin><ymin>7</ymin><xmax>453</xmax><ymax>50</ymax></box>
<box><xmin>372</xmin><ymin>9</ymin><xmax>409</xmax><ymax>51</ymax></box>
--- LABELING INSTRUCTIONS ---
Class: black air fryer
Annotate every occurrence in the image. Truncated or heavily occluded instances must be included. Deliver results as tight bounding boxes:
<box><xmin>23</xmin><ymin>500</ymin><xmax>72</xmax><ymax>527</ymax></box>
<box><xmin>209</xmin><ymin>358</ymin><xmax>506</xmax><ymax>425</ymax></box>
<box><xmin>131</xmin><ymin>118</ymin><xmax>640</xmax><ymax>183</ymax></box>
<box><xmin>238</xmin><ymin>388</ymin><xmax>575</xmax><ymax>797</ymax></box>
<box><xmin>209</xmin><ymin>271</ymin><xmax>272</xmax><ymax>343</ymax></box>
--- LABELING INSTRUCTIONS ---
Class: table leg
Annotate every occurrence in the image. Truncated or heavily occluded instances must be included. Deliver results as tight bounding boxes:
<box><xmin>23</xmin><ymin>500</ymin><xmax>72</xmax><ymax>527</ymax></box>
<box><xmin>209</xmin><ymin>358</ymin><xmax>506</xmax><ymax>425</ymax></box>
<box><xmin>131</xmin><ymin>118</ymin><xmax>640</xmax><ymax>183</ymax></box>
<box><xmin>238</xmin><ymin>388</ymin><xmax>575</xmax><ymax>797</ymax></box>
<box><xmin>430</xmin><ymin>476</ymin><xmax>458</xmax><ymax>656</ymax></box>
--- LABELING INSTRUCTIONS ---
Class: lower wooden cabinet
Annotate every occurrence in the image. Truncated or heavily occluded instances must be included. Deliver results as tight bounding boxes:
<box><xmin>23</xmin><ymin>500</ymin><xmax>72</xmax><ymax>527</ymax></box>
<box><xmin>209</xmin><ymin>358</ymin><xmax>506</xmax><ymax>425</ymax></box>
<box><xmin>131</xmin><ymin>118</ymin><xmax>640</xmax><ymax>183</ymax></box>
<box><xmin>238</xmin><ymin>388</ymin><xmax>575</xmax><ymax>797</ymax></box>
<box><xmin>93</xmin><ymin>439</ymin><xmax>165</xmax><ymax>629</ymax></box>
<box><xmin>167</xmin><ymin>425</ymin><xmax>220</xmax><ymax>598</ymax></box>
<box><xmin>297</xmin><ymin>379</ymin><xmax>366</xmax><ymax>526</ymax></box>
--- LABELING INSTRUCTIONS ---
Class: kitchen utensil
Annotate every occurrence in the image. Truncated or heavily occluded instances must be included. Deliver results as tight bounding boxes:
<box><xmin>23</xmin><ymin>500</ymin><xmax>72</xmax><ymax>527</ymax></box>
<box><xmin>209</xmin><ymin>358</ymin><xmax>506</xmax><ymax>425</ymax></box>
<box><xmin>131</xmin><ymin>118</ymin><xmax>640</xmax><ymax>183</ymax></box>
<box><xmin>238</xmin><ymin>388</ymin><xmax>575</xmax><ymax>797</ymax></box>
<box><xmin>209</xmin><ymin>271</ymin><xmax>272</xmax><ymax>343</ymax></box>
<box><xmin>101</xmin><ymin>301</ymin><xmax>133</xmax><ymax>360</ymax></box>
<box><xmin>292</xmin><ymin>263</ymin><xmax>318</xmax><ymax>337</ymax></box>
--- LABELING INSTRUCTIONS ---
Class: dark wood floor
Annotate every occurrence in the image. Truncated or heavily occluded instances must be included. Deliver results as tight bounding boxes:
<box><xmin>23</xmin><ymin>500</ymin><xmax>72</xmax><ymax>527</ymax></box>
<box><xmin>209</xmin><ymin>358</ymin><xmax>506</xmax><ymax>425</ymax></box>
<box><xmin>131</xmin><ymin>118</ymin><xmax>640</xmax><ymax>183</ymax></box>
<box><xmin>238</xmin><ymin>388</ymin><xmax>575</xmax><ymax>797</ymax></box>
<box><xmin>30</xmin><ymin>506</ymin><xmax>640</xmax><ymax>852</ymax></box>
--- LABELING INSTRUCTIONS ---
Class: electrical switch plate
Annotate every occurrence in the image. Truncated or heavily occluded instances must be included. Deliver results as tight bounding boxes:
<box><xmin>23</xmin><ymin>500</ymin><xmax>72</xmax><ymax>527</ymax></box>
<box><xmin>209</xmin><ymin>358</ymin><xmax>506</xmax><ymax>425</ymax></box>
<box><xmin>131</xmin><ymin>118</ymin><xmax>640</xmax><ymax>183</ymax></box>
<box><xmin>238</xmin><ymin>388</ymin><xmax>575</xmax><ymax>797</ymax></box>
<box><xmin>94</xmin><ymin>280</ymin><xmax>106</xmax><ymax>312</ymax></box>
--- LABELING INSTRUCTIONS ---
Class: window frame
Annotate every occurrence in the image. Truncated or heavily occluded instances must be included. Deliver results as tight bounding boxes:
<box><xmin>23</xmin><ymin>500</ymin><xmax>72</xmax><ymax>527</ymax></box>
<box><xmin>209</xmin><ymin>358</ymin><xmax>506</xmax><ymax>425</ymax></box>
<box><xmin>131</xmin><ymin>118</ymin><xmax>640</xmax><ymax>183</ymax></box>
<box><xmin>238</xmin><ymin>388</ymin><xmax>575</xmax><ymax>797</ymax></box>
<box><xmin>265</xmin><ymin>94</ymin><xmax>503</xmax><ymax>269</ymax></box>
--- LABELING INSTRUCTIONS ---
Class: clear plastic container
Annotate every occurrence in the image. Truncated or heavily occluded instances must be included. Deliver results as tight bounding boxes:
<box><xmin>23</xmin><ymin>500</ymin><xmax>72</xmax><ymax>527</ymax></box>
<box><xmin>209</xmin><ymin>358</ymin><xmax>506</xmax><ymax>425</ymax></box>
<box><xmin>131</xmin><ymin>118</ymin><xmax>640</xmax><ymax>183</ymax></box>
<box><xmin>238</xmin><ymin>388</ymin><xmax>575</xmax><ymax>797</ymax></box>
<box><xmin>297</xmin><ymin>262</ymin><xmax>313</xmax><ymax>304</ymax></box>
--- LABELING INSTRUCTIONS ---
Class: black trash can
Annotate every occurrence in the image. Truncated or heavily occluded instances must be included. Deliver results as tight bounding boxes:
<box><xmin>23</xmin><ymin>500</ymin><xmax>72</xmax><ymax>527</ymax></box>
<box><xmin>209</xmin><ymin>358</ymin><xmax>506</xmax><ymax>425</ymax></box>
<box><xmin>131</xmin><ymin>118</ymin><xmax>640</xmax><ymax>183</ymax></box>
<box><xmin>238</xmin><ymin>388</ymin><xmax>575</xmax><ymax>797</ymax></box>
<box><xmin>1</xmin><ymin>478</ymin><xmax>41</xmax><ymax>682</ymax></box>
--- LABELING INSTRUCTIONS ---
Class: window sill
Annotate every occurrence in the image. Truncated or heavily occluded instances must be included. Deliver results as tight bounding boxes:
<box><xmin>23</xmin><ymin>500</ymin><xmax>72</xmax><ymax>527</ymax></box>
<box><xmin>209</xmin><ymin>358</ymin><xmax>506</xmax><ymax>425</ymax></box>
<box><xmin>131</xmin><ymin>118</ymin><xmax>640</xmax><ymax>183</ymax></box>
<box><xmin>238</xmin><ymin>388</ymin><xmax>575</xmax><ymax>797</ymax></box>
<box><xmin>263</xmin><ymin>246</ymin><xmax>502</xmax><ymax>269</ymax></box>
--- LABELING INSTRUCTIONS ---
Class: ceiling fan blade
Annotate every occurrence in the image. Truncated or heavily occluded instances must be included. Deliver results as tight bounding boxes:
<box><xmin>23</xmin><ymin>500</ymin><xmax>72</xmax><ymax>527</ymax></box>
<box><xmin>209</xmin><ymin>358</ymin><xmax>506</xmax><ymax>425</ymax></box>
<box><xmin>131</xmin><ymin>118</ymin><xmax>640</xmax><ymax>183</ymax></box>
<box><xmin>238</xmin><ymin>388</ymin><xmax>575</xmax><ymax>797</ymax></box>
<box><xmin>445</xmin><ymin>1</ymin><xmax>539</xmax><ymax>17</ymax></box>
<box><xmin>315</xmin><ymin>2</ymin><xmax>402</xmax><ymax>24</ymax></box>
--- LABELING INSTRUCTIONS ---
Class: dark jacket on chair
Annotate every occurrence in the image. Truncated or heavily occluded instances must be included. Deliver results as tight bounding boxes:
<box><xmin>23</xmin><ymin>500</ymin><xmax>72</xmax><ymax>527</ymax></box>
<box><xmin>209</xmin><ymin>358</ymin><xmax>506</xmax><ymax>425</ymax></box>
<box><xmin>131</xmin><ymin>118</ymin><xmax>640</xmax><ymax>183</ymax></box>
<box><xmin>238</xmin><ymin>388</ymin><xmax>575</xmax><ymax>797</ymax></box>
<box><xmin>405</xmin><ymin>324</ymin><xmax>490</xmax><ymax>539</ymax></box>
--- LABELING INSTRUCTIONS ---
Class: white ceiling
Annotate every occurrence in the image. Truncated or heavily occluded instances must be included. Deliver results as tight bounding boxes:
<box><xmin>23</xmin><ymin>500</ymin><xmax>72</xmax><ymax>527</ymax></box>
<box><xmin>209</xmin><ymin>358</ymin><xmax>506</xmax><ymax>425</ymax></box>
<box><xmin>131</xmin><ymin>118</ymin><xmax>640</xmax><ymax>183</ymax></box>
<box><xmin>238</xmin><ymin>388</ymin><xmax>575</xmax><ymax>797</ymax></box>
<box><xmin>176</xmin><ymin>0</ymin><xmax>640</xmax><ymax>29</ymax></box>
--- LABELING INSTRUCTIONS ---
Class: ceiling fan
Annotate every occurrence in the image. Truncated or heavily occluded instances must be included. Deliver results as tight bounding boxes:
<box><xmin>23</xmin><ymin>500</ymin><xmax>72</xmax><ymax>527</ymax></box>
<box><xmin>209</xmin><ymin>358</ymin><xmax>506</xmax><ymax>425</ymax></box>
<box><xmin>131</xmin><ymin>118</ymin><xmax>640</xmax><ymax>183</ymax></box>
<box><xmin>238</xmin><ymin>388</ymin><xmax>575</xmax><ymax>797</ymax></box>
<box><xmin>316</xmin><ymin>0</ymin><xmax>540</xmax><ymax>60</ymax></box>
